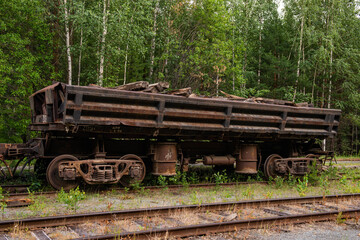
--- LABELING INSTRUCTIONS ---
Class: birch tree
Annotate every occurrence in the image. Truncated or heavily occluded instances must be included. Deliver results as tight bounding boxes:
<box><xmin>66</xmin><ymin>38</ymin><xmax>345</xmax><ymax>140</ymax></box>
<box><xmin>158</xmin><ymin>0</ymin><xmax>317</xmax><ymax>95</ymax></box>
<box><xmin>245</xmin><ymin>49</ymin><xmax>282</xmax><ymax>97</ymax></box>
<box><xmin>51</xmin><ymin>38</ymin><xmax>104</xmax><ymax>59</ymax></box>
<box><xmin>63</xmin><ymin>0</ymin><xmax>72</xmax><ymax>85</ymax></box>
<box><xmin>149</xmin><ymin>0</ymin><xmax>160</xmax><ymax>81</ymax></box>
<box><xmin>98</xmin><ymin>0</ymin><xmax>110</xmax><ymax>86</ymax></box>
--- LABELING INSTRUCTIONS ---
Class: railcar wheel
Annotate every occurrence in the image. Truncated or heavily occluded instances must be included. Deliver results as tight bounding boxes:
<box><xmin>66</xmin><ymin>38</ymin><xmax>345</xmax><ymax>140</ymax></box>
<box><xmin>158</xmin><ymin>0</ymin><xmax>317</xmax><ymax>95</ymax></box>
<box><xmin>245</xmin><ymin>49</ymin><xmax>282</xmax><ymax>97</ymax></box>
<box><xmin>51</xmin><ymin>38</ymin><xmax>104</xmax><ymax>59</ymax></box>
<box><xmin>46</xmin><ymin>155</ymin><xmax>80</xmax><ymax>191</ymax></box>
<box><xmin>264</xmin><ymin>154</ymin><xmax>282</xmax><ymax>179</ymax></box>
<box><xmin>119</xmin><ymin>154</ymin><xmax>146</xmax><ymax>187</ymax></box>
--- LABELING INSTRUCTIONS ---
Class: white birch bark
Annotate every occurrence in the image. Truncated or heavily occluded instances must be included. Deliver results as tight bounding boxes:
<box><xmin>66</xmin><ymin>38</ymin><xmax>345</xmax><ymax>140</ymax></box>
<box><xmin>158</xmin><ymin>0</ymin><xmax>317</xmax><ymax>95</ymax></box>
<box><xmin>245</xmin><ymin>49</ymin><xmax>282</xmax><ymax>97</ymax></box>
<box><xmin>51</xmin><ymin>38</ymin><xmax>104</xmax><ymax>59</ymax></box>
<box><xmin>311</xmin><ymin>63</ymin><xmax>317</xmax><ymax>104</ymax></box>
<box><xmin>77</xmin><ymin>3</ymin><xmax>85</xmax><ymax>86</ymax></box>
<box><xmin>216</xmin><ymin>71</ymin><xmax>219</xmax><ymax>97</ymax></box>
<box><xmin>123</xmin><ymin>13</ymin><xmax>135</xmax><ymax>85</ymax></box>
<box><xmin>293</xmin><ymin>15</ymin><xmax>304</xmax><ymax>102</ymax></box>
<box><xmin>164</xmin><ymin>36</ymin><xmax>169</xmax><ymax>76</ymax></box>
<box><xmin>123</xmin><ymin>43</ymin><xmax>129</xmax><ymax>85</ymax></box>
<box><xmin>328</xmin><ymin>10</ymin><xmax>333</xmax><ymax>109</ymax></box>
<box><xmin>149</xmin><ymin>0</ymin><xmax>160</xmax><ymax>81</ymax></box>
<box><xmin>77</xmin><ymin>27</ymin><xmax>83</xmax><ymax>86</ymax></box>
<box><xmin>98</xmin><ymin>0</ymin><xmax>109</xmax><ymax>87</ymax></box>
<box><xmin>232</xmin><ymin>43</ymin><xmax>235</xmax><ymax>91</ymax></box>
<box><xmin>64</xmin><ymin>0</ymin><xmax>72</xmax><ymax>85</ymax></box>
<box><xmin>328</xmin><ymin>48</ymin><xmax>333</xmax><ymax>109</ymax></box>
<box><xmin>257</xmin><ymin>16</ymin><xmax>262</xmax><ymax>85</ymax></box>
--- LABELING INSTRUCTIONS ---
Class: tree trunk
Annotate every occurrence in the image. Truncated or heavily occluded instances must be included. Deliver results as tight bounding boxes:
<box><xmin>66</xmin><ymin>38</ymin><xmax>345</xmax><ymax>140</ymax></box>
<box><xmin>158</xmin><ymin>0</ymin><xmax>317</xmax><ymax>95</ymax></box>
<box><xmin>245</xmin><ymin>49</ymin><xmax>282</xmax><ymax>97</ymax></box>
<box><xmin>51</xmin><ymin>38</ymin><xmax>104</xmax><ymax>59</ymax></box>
<box><xmin>98</xmin><ymin>0</ymin><xmax>110</xmax><ymax>87</ymax></box>
<box><xmin>216</xmin><ymin>71</ymin><xmax>219</xmax><ymax>97</ymax></box>
<box><xmin>311</xmin><ymin>63</ymin><xmax>317</xmax><ymax>104</ymax></box>
<box><xmin>293</xmin><ymin>15</ymin><xmax>304</xmax><ymax>102</ymax></box>
<box><xmin>322</xmin><ymin>70</ymin><xmax>325</xmax><ymax>108</ymax></box>
<box><xmin>232</xmin><ymin>26</ymin><xmax>235</xmax><ymax>91</ymax></box>
<box><xmin>149</xmin><ymin>0</ymin><xmax>160</xmax><ymax>81</ymax></box>
<box><xmin>123</xmin><ymin>43</ymin><xmax>129</xmax><ymax>85</ymax></box>
<box><xmin>77</xmin><ymin>26</ymin><xmax>83</xmax><ymax>86</ymax></box>
<box><xmin>352</xmin><ymin>123</ymin><xmax>354</xmax><ymax>155</ymax></box>
<box><xmin>64</xmin><ymin>0</ymin><xmax>72</xmax><ymax>85</ymax></box>
<box><xmin>257</xmin><ymin>14</ymin><xmax>262</xmax><ymax>85</ymax></box>
<box><xmin>164</xmin><ymin>36</ymin><xmax>169</xmax><ymax>77</ymax></box>
<box><xmin>356</xmin><ymin>124</ymin><xmax>358</xmax><ymax>155</ymax></box>
<box><xmin>328</xmin><ymin>48</ymin><xmax>333</xmax><ymax>109</ymax></box>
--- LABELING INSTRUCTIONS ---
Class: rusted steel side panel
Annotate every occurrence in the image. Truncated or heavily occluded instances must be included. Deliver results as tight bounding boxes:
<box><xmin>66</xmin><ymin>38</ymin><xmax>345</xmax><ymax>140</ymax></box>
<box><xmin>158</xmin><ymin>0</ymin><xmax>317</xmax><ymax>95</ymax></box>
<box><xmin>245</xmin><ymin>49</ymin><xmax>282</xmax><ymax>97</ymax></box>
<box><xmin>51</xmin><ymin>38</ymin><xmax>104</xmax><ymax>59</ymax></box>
<box><xmin>29</xmin><ymin>84</ymin><xmax>341</xmax><ymax>140</ymax></box>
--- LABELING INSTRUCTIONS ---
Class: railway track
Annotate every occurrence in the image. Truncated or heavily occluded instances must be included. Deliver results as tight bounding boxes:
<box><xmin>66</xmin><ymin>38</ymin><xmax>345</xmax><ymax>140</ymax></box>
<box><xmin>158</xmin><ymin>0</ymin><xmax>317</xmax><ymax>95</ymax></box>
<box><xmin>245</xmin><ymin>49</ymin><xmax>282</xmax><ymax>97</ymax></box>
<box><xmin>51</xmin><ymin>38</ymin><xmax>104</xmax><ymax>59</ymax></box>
<box><xmin>0</xmin><ymin>184</ymin><xmax>30</xmax><ymax>193</ymax></box>
<box><xmin>1</xmin><ymin>193</ymin><xmax>360</xmax><ymax>239</ymax></box>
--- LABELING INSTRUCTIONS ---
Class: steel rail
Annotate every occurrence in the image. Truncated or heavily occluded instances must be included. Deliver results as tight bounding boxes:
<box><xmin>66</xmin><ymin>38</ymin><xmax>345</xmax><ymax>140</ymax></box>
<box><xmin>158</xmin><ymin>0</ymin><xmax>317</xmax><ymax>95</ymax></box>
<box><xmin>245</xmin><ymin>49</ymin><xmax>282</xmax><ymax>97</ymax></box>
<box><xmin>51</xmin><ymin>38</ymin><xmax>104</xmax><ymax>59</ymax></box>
<box><xmin>76</xmin><ymin>208</ymin><xmax>360</xmax><ymax>240</ymax></box>
<box><xmin>1</xmin><ymin>193</ymin><xmax>360</xmax><ymax>232</ymax></box>
<box><xmin>0</xmin><ymin>184</ymin><xmax>30</xmax><ymax>193</ymax></box>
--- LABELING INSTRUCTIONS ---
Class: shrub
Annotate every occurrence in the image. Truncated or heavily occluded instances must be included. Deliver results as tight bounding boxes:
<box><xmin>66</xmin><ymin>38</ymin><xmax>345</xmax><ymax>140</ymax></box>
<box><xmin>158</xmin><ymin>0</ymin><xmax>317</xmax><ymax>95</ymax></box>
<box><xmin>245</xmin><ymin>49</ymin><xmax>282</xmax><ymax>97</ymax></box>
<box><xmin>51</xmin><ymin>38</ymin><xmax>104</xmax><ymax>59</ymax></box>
<box><xmin>57</xmin><ymin>187</ymin><xmax>86</xmax><ymax>213</ymax></box>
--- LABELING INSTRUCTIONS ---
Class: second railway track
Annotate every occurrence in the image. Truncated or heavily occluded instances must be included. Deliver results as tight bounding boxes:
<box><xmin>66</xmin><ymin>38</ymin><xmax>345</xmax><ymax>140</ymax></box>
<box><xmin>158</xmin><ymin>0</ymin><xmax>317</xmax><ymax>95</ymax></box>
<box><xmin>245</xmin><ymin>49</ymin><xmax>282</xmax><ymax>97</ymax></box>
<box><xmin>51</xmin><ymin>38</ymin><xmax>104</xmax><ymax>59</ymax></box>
<box><xmin>1</xmin><ymin>193</ymin><xmax>360</xmax><ymax>239</ymax></box>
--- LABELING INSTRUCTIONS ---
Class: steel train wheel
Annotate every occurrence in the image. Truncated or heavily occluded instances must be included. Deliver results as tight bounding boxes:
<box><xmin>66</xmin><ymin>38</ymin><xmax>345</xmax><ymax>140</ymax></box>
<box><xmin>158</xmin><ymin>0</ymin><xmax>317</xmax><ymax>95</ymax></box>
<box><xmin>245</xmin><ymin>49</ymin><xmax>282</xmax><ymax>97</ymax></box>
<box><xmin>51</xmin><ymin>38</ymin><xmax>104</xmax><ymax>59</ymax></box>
<box><xmin>46</xmin><ymin>155</ymin><xmax>80</xmax><ymax>191</ymax></box>
<box><xmin>119</xmin><ymin>154</ymin><xmax>146</xmax><ymax>187</ymax></box>
<box><xmin>264</xmin><ymin>154</ymin><xmax>282</xmax><ymax>179</ymax></box>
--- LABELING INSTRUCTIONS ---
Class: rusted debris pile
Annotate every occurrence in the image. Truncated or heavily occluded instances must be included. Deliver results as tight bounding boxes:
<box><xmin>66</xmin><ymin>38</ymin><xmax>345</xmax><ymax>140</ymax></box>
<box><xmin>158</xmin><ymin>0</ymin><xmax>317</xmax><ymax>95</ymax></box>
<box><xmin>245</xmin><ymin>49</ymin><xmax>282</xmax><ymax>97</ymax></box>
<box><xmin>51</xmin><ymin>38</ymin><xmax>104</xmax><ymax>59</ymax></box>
<box><xmin>220</xmin><ymin>90</ymin><xmax>311</xmax><ymax>107</ymax></box>
<box><xmin>92</xmin><ymin>81</ymin><xmax>311</xmax><ymax>107</ymax></box>
<box><xmin>112</xmin><ymin>81</ymin><xmax>192</xmax><ymax>97</ymax></box>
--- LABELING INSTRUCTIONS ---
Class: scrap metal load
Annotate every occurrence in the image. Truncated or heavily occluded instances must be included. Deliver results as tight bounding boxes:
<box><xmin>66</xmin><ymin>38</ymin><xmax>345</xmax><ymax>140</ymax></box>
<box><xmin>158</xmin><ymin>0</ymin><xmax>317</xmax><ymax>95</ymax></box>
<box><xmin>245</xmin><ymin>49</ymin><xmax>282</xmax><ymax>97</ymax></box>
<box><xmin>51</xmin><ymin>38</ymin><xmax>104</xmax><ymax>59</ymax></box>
<box><xmin>1</xmin><ymin>82</ymin><xmax>341</xmax><ymax>190</ymax></box>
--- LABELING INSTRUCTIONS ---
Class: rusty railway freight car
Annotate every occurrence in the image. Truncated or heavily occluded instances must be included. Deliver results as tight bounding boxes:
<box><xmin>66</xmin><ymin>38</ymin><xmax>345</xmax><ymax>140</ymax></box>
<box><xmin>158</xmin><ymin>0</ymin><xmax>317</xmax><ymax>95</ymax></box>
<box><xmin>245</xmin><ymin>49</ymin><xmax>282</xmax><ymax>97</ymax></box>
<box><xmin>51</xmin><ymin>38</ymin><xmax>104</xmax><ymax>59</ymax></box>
<box><xmin>0</xmin><ymin>82</ymin><xmax>341</xmax><ymax>190</ymax></box>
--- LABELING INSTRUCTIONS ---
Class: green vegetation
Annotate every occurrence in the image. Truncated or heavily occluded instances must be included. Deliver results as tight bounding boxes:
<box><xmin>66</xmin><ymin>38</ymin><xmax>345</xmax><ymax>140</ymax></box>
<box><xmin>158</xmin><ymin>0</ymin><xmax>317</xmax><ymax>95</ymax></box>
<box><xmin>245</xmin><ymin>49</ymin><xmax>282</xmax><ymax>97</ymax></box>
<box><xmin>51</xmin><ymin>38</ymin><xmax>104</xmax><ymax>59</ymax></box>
<box><xmin>296</xmin><ymin>175</ymin><xmax>309</xmax><ymax>197</ymax></box>
<box><xmin>0</xmin><ymin>0</ymin><xmax>359</xmax><ymax>154</ymax></box>
<box><xmin>213</xmin><ymin>170</ymin><xmax>229</xmax><ymax>185</ymax></box>
<box><xmin>27</xmin><ymin>190</ymin><xmax>48</xmax><ymax>217</ymax></box>
<box><xmin>0</xmin><ymin>187</ymin><xmax>6</xmax><ymax>219</ymax></box>
<box><xmin>57</xmin><ymin>187</ymin><xmax>86</xmax><ymax>213</ymax></box>
<box><xmin>129</xmin><ymin>181</ymin><xmax>146</xmax><ymax>195</ymax></box>
<box><xmin>0</xmin><ymin>166</ymin><xmax>358</xmax><ymax>221</ymax></box>
<box><xmin>274</xmin><ymin>176</ymin><xmax>285</xmax><ymax>189</ymax></box>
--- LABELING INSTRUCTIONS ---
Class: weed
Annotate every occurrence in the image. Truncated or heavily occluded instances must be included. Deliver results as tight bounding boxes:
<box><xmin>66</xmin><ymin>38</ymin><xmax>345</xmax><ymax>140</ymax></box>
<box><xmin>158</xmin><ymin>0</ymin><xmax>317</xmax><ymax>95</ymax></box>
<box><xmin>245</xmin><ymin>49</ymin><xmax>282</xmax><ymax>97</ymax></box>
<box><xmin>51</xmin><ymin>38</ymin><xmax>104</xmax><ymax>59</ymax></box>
<box><xmin>344</xmin><ymin>181</ymin><xmax>360</xmax><ymax>193</ymax></box>
<box><xmin>57</xmin><ymin>187</ymin><xmax>86</xmax><ymax>213</ymax></box>
<box><xmin>319</xmin><ymin>175</ymin><xmax>330</xmax><ymax>195</ymax></box>
<box><xmin>169</xmin><ymin>170</ymin><xmax>188</xmax><ymax>186</ymax></box>
<box><xmin>274</xmin><ymin>176</ymin><xmax>284</xmax><ymax>189</ymax></box>
<box><xmin>336</xmin><ymin>212</ymin><xmax>345</xmax><ymax>224</ymax></box>
<box><xmin>263</xmin><ymin>191</ymin><xmax>273</xmax><ymax>199</ymax></box>
<box><xmin>242</xmin><ymin>186</ymin><xmax>254</xmax><ymax>199</ymax></box>
<box><xmin>286</xmin><ymin>174</ymin><xmax>297</xmax><ymax>187</ymax></box>
<box><xmin>28</xmin><ymin>181</ymin><xmax>42</xmax><ymax>192</ymax></box>
<box><xmin>324</xmin><ymin>166</ymin><xmax>338</xmax><ymax>179</ymax></box>
<box><xmin>190</xmin><ymin>191</ymin><xmax>202</xmax><ymax>205</ymax></box>
<box><xmin>339</xmin><ymin>175</ymin><xmax>347</xmax><ymax>185</ymax></box>
<box><xmin>296</xmin><ymin>175</ymin><xmax>308</xmax><ymax>197</ymax></box>
<box><xmin>188</xmin><ymin>171</ymin><xmax>200</xmax><ymax>184</ymax></box>
<box><xmin>255</xmin><ymin>171</ymin><xmax>264</xmax><ymax>181</ymax></box>
<box><xmin>27</xmin><ymin>190</ymin><xmax>47</xmax><ymax>216</ymax></box>
<box><xmin>308</xmin><ymin>161</ymin><xmax>320</xmax><ymax>186</ymax></box>
<box><xmin>107</xmin><ymin>202</ymin><xmax>114</xmax><ymax>211</ymax></box>
<box><xmin>223</xmin><ymin>190</ymin><xmax>232</xmax><ymax>199</ymax></box>
<box><xmin>157</xmin><ymin>175</ymin><xmax>168</xmax><ymax>188</ymax></box>
<box><xmin>268</xmin><ymin>176</ymin><xmax>274</xmax><ymax>184</ymax></box>
<box><xmin>0</xmin><ymin>187</ymin><xmax>6</xmax><ymax>219</ymax></box>
<box><xmin>213</xmin><ymin>170</ymin><xmax>228</xmax><ymax>185</ymax></box>
<box><xmin>130</xmin><ymin>181</ymin><xmax>145</xmax><ymax>194</ymax></box>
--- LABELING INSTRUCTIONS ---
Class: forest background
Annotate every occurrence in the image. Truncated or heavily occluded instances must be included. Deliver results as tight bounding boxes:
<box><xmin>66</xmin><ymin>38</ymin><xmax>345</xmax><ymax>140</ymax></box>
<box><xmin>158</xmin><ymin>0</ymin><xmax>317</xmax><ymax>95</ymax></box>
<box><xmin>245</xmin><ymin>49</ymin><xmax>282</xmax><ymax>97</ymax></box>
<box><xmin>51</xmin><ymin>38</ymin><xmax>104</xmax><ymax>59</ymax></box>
<box><xmin>0</xmin><ymin>0</ymin><xmax>359</xmax><ymax>155</ymax></box>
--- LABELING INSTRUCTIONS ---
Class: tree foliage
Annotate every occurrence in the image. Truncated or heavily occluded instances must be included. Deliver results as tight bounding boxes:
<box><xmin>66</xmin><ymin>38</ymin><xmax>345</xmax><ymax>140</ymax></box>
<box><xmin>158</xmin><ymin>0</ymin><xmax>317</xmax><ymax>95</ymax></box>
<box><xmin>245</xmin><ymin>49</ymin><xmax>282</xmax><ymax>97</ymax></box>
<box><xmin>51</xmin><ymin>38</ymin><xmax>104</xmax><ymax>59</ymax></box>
<box><xmin>1</xmin><ymin>0</ymin><xmax>360</xmax><ymax>154</ymax></box>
